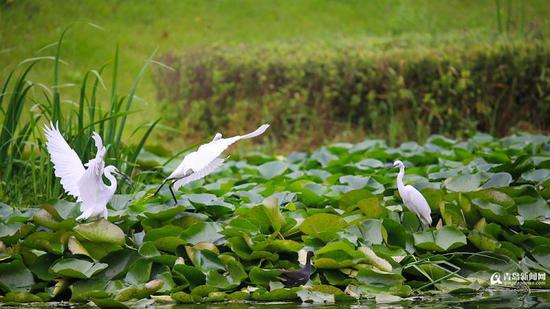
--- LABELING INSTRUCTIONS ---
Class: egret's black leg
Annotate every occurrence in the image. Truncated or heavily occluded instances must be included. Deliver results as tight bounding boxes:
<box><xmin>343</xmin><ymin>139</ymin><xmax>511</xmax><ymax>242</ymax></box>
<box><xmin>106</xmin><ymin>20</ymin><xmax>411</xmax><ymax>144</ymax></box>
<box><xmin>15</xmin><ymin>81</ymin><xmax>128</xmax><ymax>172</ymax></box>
<box><xmin>416</xmin><ymin>223</ymin><xmax>422</xmax><ymax>232</ymax></box>
<box><xmin>168</xmin><ymin>182</ymin><xmax>178</xmax><ymax>204</ymax></box>
<box><xmin>153</xmin><ymin>179</ymin><xmax>169</xmax><ymax>196</ymax></box>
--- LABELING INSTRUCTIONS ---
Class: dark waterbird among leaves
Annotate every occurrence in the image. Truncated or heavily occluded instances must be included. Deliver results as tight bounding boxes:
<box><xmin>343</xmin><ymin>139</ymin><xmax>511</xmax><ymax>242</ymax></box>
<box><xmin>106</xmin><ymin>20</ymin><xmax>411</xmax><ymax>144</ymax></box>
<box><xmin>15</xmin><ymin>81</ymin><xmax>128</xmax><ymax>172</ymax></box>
<box><xmin>279</xmin><ymin>251</ymin><xmax>314</xmax><ymax>287</ymax></box>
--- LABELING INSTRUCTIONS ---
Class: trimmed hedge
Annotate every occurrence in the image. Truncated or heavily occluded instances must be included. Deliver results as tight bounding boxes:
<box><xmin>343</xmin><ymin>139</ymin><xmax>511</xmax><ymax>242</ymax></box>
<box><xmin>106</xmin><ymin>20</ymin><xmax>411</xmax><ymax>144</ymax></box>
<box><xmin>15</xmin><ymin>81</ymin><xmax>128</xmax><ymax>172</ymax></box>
<box><xmin>153</xmin><ymin>40</ymin><xmax>549</xmax><ymax>145</ymax></box>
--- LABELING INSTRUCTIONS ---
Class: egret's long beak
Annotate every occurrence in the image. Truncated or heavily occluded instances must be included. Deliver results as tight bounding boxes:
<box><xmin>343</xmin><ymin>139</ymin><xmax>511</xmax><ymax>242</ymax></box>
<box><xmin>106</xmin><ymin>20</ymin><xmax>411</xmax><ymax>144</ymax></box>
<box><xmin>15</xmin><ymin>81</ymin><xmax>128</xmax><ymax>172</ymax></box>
<box><xmin>115</xmin><ymin>170</ymin><xmax>133</xmax><ymax>188</ymax></box>
<box><xmin>392</xmin><ymin>162</ymin><xmax>399</xmax><ymax>168</ymax></box>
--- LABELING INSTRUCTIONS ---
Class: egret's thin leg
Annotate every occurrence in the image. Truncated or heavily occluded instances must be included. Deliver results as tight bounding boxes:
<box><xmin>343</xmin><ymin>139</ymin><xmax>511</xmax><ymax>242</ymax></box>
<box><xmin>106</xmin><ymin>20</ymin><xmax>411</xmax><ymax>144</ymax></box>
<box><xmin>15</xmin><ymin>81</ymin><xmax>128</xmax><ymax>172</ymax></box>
<box><xmin>168</xmin><ymin>183</ymin><xmax>178</xmax><ymax>204</ymax></box>
<box><xmin>153</xmin><ymin>179</ymin><xmax>169</xmax><ymax>196</ymax></box>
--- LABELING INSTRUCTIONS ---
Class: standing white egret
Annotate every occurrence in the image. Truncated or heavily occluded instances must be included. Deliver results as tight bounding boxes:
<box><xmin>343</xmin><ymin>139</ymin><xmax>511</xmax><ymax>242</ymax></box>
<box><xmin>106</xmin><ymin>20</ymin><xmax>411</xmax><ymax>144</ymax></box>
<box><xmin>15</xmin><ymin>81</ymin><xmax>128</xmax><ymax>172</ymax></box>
<box><xmin>393</xmin><ymin>160</ymin><xmax>432</xmax><ymax>227</ymax></box>
<box><xmin>154</xmin><ymin>124</ymin><xmax>270</xmax><ymax>203</ymax></box>
<box><xmin>44</xmin><ymin>122</ymin><xmax>130</xmax><ymax>221</ymax></box>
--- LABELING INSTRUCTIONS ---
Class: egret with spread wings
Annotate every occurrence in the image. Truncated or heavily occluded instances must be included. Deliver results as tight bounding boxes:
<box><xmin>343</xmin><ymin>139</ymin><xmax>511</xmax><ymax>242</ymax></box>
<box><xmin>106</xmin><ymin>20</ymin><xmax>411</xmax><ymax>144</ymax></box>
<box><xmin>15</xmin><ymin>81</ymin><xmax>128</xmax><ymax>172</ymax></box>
<box><xmin>393</xmin><ymin>159</ymin><xmax>432</xmax><ymax>227</ymax></box>
<box><xmin>154</xmin><ymin>124</ymin><xmax>270</xmax><ymax>203</ymax></box>
<box><xmin>44</xmin><ymin>123</ymin><xmax>130</xmax><ymax>221</ymax></box>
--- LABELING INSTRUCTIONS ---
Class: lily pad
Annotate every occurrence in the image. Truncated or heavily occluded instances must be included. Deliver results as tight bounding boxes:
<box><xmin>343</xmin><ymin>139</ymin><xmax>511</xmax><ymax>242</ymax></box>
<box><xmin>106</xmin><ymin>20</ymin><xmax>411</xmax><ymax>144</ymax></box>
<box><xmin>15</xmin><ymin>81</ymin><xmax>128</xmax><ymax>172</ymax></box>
<box><xmin>180</xmin><ymin>222</ymin><xmax>222</xmax><ymax>245</ymax></box>
<box><xmin>258</xmin><ymin>160</ymin><xmax>288</xmax><ymax>179</ymax></box>
<box><xmin>413</xmin><ymin>226</ymin><xmax>467</xmax><ymax>252</ymax></box>
<box><xmin>300</xmin><ymin>213</ymin><xmax>347</xmax><ymax>236</ymax></box>
<box><xmin>74</xmin><ymin>219</ymin><xmax>125</xmax><ymax>245</ymax></box>
<box><xmin>444</xmin><ymin>174</ymin><xmax>482</xmax><ymax>192</ymax></box>
<box><xmin>50</xmin><ymin>258</ymin><xmax>108</xmax><ymax>279</ymax></box>
<box><xmin>0</xmin><ymin>259</ymin><xmax>35</xmax><ymax>292</ymax></box>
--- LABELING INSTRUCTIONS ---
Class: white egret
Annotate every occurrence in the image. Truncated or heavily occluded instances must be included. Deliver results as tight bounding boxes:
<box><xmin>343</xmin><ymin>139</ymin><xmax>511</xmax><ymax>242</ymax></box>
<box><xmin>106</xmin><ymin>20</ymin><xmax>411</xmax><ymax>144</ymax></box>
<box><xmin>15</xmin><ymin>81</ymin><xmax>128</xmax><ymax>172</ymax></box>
<box><xmin>393</xmin><ymin>160</ymin><xmax>432</xmax><ymax>227</ymax></box>
<box><xmin>154</xmin><ymin>124</ymin><xmax>270</xmax><ymax>203</ymax></box>
<box><xmin>44</xmin><ymin>122</ymin><xmax>130</xmax><ymax>221</ymax></box>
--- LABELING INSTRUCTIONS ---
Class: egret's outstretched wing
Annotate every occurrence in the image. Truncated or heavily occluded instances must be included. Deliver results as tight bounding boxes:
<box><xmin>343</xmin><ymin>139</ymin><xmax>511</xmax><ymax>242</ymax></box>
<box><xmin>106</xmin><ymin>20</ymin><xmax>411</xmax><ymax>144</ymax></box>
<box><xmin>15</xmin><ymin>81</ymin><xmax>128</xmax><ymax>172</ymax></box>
<box><xmin>172</xmin><ymin>157</ymin><xmax>225</xmax><ymax>190</ymax></box>
<box><xmin>404</xmin><ymin>185</ymin><xmax>432</xmax><ymax>225</ymax></box>
<box><xmin>91</xmin><ymin>132</ymin><xmax>105</xmax><ymax>158</ymax></box>
<box><xmin>44</xmin><ymin>122</ymin><xmax>85</xmax><ymax>199</ymax></box>
<box><xmin>167</xmin><ymin>124</ymin><xmax>269</xmax><ymax>181</ymax></box>
<box><xmin>222</xmin><ymin>124</ymin><xmax>270</xmax><ymax>146</ymax></box>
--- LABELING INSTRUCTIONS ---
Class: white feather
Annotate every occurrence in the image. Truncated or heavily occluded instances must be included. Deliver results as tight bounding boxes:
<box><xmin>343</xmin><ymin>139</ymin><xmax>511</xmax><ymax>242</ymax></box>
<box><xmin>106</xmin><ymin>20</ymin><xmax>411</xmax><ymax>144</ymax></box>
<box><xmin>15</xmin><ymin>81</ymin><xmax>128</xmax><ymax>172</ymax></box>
<box><xmin>44</xmin><ymin>122</ymin><xmax>85</xmax><ymax>199</ymax></box>
<box><xmin>403</xmin><ymin>185</ymin><xmax>432</xmax><ymax>225</ymax></box>
<box><xmin>172</xmin><ymin>157</ymin><xmax>226</xmax><ymax>190</ymax></box>
<box><xmin>167</xmin><ymin>124</ymin><xmax>269</xmax><ymax>184</ymax></box>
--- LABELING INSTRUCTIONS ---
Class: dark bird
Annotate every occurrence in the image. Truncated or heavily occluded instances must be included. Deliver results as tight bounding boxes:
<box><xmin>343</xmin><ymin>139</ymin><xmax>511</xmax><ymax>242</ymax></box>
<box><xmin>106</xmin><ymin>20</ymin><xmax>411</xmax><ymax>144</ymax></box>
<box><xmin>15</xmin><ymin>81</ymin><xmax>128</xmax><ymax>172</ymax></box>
<box><xmin>279</xmin><ymin>251</ymin><xmax>314</xmax><ymax>287</ymax></box>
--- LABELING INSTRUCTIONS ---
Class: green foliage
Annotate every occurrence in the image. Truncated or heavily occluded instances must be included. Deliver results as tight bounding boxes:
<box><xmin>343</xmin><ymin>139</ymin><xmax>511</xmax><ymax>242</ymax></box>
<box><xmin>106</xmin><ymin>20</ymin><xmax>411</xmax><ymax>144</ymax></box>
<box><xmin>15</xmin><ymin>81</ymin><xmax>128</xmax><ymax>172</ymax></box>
<box><xmin>154</xmin><ymin>41</ymin><xmax>550</xmax><ymax>146</ymax></box>
<box><xmin>0</xmin><ymin>133</ymin><xmax>549</xmax><ymax>304</ymax></box>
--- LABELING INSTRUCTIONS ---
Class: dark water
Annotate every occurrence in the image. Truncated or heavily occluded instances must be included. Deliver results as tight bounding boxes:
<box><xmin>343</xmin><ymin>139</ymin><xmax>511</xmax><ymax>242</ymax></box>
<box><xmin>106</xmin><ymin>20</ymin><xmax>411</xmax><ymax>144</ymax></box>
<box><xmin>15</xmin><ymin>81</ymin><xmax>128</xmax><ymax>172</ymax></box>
<box><xmin>1</xmin><ymin>290</ymin><xmax>550</xmax><ymax>308</ymax></box>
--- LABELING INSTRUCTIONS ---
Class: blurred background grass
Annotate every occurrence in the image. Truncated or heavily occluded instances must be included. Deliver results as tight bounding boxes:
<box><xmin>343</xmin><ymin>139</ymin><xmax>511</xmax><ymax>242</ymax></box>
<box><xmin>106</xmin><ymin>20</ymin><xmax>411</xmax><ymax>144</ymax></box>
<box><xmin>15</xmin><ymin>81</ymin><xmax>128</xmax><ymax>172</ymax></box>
<box><xmin>1</xmin><ymin>0</ymin><xmax>549</xmax><ymax>151</ymax></box>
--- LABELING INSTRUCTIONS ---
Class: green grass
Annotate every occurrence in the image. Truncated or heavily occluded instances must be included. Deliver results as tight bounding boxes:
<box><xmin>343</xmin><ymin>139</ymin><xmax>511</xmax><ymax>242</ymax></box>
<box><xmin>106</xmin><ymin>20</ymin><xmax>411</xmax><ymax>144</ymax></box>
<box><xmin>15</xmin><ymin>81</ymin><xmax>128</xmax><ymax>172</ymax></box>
<box><xmin>1</xmin><ymin>0</ymin><xmax>549</xmax><ymax>148</ymax></box>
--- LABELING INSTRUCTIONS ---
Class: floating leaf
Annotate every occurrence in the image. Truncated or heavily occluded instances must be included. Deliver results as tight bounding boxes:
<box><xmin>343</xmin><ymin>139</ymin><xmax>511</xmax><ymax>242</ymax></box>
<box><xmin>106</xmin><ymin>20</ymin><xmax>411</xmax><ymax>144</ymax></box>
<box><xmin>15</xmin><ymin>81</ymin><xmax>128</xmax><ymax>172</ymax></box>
<box><xmin>300</xmin><ymin>214</ymin><xmax>347</xmax><ymax>236</ymax></box>
<box><xmin>0</xmin><ymin>259</ymin><xmax>35</xmax><ymax>292</ymax></box>
<box><xmin>124</xmin><ymin>259</ymin><xmax>153</xmax><ymax>285</ymax></box>
<box><xmin>180</xmin><ymin>222</ymin><xmax>222</xmax><ymax>245</ymax></box>
<box><xmin>521</xmin><ymin>169</ymin><xmax>550</xmax><ymax>183</ymax></box>
<box><xmin>413</xmin><ymin>226</ymin><xmax>467</xmax><ymax>252</ymax></box>
<box><xmin>471</xmin><ymin>199</ymin><xmax>520</xmax><ymax>226</ymax></box>
<box><xmin>480</xmin><ymin>172</ymin><xmax>513</xmax><ymax>189</ymax></box>
<box><xmin>50</xmin><ymin>258</ymin><xmax>108</xmax><ymax>279</ymax></box>
<box><xmin>258</xmin><ymin>160</ymin><xmax>287</xmax><ymax>179</ymax></box>
<box><xmin>74</xmin><ymin>219</ymin><xmax>125</xmax><ymax>245</ymax></box>
<box><xmin>357</xmin><ymin>198</ymin><xmax>387</xmax><ymax>219</ymax></box>
<box><xmin>249</xmin><ymin>267</ymin><xmax>281</xmax><ymax>288</ymax></box>
<box><xmin>444</xmin><ymin>174</ymin><xmax>482</xmax><ymax>192</ymax></box>
<box><xmin>356</xmin><ymin>268</ymin><xmax>404</xmax><ymax>288</ymax></box>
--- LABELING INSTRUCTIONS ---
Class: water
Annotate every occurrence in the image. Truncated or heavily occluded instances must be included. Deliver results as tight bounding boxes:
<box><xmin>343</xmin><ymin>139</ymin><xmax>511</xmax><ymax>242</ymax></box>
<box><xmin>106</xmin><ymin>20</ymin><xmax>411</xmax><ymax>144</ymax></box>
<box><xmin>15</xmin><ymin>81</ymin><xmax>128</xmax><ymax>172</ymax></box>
<box><xmin>1</xmin><ymin>290</ymin><xmax>549</xmax><ymax>308</ymax></box>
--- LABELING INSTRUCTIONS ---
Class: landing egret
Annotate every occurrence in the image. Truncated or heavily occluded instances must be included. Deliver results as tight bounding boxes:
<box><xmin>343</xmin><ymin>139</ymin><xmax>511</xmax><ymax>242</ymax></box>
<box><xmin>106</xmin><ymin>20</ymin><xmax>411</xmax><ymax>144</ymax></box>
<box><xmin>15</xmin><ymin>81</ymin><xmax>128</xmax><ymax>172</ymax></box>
<box><xmin>154</xmin><ymin>124</ymin><xmax>270</xmax><ymax>203</ymax></box>
<box><xmin>393</xmin><ymin>160</ymin><xmax>432</xmax><ymax>227</ymax></box>
<box><xmin>279</xmin><ymin>251</ymin><xmax>314</xmax><ymax>287</ymax></box>
<box><xmin>44</xmin><ymin>122</ymin><xmax>130</xmax><ymax>221</ymax></box>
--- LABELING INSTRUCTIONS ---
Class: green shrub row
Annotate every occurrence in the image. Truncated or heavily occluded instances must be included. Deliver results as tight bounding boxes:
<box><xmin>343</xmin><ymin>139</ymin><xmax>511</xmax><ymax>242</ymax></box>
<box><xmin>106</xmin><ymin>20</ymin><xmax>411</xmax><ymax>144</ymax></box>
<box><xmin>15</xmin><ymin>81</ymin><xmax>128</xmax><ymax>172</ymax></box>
<box><xmin>153</xmin><ymin>40</ymin><xmax>550</xmax><ymax>146</ymax></box>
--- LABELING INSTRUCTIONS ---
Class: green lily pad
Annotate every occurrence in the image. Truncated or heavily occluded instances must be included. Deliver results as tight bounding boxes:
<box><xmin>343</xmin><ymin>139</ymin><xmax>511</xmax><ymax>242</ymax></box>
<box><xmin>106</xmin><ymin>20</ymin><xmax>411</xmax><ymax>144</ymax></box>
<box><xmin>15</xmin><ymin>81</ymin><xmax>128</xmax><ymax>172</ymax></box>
<box><xmin>0</xmin><ymin>259</ymin><xmax>35</xmax><ymax>292</ymax></box>
<box><xmin>249</xmin><ymin>267</ymin><xmax>281</xmax><ymax>287</ymax></box>
<box><xmin>339</xmin><ymin>189</ymin><xmax>374</xmax><ymax>211</ymax></box>
<box><xmin>69</xmin><ymin>279</ymin><xmax>110</xmax><ymax>302</ymax></box>
<box><xmin>532</xmin><ymin>245</ymin><xmax>550</xmax><ymax>270</ymax></box>
<box><xmin>180</xmin><ymin>221</ymin><xmax>222</xmax><ymax>245</ymax></box>
<box><xmin>74</xmin><ymin>219</ymin><xmax>125</xmax><ymax>245</ymax></box>
<box><xmin>480</xmin><ymin>172</ymin><xmax>513</xmax><ymax>189</ymax></box>
<box><xmin>444</xmin><ymin>173</ymin><xmax>482</xmax><ymax>192</ymax></box>
<box><xmin>1</xmin><ymin>291</ymin><xmax>43</xmax><ymax>303</ymax></box>
<box><xmin>173</xmin><ymin>264</ymin><xmax>206</xmax><ymax>289</ymax></box>
<box><xmin>50</xmin><ymin>258</ymin><xmax>108</xmax><ymax>279</ymax></box>
<box><xmin>358</xmin><ymin>198</ymin><xmax>387</xmax><ymax>219</ymax></box>
<box><xmin>258</xmin><ymin>160</ymin><xmax>288</xmax><ymax>179</ymax></box>
<box><xmin>413</xmin><ymin>226</ymin><xmax>467</xmax><ymax>252</ymax></box>
<box><xmin>521</xmin><ymin>169</ymin><xmax>550</xmax><ymax>183</ymax></box>
<box><xmin>471</xmin><ymin>199</ymin><xmax>520</xmax><ymax>226</ymax></box>
<box><xmin>300</xmin><ymin>213</ymin><xmax>347</xmax><ymax>236</ymax></box>
<box><xmin>356</xmin><ymin>268</ymin><xmax>405</xmax><ymax>288</ymax></box>
<box><xmin>517</xmin><ymin>197</ymin><xmax>549</xmax><ymax>220</ymax></box>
